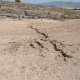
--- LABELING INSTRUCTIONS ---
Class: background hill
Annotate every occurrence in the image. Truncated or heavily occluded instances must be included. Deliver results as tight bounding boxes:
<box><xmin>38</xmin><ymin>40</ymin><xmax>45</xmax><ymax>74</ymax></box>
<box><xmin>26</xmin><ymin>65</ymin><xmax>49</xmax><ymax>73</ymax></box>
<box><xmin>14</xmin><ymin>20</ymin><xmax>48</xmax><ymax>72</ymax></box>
<box><xmin>44</xmin><ymin>1</ymin><xmax>80</xmax><ymax>8</ymax></box>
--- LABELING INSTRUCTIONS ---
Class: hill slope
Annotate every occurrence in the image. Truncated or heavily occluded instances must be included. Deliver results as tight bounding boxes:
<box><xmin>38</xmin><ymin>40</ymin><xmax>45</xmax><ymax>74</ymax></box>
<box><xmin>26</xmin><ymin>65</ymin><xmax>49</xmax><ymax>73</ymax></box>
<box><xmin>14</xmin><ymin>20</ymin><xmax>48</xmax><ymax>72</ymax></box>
<box><xmin>0</xmin><ymin>1</ymin><xmax>80</xmax><ymax>19</ymax></box>
<box><xmin>44</xmin><ymin>1</ymin><xmax>80</xmax><ymax>8</ymax></box>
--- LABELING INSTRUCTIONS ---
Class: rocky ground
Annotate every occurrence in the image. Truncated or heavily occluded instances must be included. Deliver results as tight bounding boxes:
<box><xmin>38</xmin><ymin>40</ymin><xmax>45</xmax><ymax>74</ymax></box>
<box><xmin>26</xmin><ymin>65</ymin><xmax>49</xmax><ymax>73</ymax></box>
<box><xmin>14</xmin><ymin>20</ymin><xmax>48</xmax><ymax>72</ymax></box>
<box><xmin>0</xmin><ymin>18</ymin><xmax>80</xmax><ymax>80</ymax></box>
<box><xmin>0</xmin><ymin>1</ymin><xmax>80</xmax><ymax>19</ymax></box>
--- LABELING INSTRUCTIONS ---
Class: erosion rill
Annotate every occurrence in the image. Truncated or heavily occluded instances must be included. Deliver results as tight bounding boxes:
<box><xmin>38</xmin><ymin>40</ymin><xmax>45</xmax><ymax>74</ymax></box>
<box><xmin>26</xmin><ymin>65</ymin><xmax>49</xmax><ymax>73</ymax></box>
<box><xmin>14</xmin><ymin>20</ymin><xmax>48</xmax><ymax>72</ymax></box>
<box><xmin>29</xmin><ymin>26</ymin><xmax>73</xmax><ymax>61</ymax></box>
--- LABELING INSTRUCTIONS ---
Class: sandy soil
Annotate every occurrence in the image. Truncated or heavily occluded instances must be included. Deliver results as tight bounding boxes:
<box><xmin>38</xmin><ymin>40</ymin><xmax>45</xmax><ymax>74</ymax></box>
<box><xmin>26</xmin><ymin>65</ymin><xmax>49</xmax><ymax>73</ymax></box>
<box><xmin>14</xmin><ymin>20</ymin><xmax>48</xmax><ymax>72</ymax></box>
<box><xmin>0</xmin><ymin>18</ymin><xmax>80</xmax><ymax>80</ymax></box>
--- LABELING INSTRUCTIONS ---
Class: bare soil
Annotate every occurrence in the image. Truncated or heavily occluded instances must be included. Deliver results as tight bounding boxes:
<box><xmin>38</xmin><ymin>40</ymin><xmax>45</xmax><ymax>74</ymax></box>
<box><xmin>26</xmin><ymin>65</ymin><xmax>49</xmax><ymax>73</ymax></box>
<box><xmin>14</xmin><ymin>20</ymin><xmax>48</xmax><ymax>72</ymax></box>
<box><xmin>0</xmin><ymin>18</ymin><xmax>80</xmax><ymax>80</ymax></box>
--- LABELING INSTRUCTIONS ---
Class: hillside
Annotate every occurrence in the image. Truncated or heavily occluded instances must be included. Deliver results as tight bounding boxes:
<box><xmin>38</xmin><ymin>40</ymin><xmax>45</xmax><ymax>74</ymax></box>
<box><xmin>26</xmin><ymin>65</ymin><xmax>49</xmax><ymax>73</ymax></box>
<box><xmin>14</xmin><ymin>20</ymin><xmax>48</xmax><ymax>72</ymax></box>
<box><xmin>0</xmin><ymin>1</ymin><xmax>80</xmax><ymax>19</ymax></box>
<box><xmin>44</xmin><ymin>1</ymin><xmax>80</xmax><ymax>8</ymax></box>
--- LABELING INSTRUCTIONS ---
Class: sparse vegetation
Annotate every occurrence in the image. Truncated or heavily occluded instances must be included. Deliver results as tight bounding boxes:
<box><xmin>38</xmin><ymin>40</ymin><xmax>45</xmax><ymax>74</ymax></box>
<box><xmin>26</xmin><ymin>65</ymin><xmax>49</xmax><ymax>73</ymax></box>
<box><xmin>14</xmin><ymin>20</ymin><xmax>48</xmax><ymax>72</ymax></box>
<box><xmin>73</xmin><ymin>8</ymin><xmax>80</xmax><ymax>10</ymax></box>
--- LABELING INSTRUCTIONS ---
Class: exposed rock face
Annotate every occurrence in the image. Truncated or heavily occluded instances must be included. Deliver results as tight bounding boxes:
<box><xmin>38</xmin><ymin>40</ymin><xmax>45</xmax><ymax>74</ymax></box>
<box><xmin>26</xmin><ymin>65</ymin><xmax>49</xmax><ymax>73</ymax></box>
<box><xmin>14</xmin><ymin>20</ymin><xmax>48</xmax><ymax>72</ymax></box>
<box><xmin>0</xmin><ymin>8</ymin><xmax>24</xmax><ymax>18</ymax></box>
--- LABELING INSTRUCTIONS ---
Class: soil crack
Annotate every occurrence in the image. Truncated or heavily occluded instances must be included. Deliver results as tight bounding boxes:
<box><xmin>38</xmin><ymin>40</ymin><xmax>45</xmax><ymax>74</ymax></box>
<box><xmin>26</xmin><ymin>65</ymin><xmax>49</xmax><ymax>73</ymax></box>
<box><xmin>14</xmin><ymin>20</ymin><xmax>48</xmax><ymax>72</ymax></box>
<box><xmin>30</xmin><ymin>26</ymin><xmax>48</xmax><ymax>38</ymax></box>
<box><xmin>49</xmin><ymin>40</ymin><xmax>73</xmax><ymax>61</ymax></box>
<box><xmin>29</xmin><ymin>26</ymin><xmax>73</xmax><ymax>61</ymax></box>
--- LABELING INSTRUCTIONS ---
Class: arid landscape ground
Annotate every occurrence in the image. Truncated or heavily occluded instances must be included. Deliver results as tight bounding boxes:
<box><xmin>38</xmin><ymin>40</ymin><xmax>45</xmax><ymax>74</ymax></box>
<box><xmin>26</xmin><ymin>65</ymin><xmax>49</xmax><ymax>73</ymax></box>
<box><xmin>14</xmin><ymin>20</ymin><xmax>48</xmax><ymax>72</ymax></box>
<box><xmin>0</xmin><ymin>18</ymin><xmax>80</xmax><ymax>80</ymax></box>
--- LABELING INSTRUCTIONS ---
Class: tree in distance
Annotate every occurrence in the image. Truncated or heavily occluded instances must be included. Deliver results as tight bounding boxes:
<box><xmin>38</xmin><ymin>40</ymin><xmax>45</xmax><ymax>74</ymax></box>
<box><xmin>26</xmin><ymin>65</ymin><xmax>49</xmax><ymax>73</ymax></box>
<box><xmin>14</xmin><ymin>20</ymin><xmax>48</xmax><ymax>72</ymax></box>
<box><xmin>15</xmin><ymin>0</ymin><xmax>21</xmax><ymax>3</ymax></box>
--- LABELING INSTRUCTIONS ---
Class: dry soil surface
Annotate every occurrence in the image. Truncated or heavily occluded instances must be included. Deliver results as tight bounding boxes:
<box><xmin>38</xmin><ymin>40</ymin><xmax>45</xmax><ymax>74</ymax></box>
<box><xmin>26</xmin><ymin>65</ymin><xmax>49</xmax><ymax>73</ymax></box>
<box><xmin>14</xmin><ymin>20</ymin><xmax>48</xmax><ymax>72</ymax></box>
<box><xmin>0</xmin><ymin>18</ymin><xmax>80</xmax><ymax>80</ymax></box>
